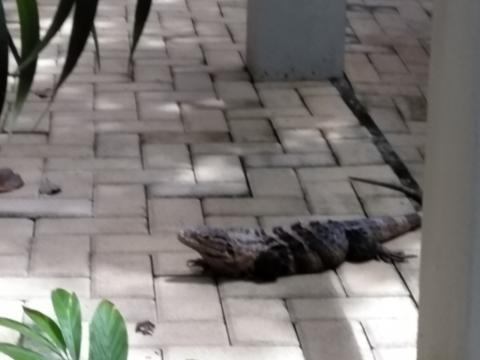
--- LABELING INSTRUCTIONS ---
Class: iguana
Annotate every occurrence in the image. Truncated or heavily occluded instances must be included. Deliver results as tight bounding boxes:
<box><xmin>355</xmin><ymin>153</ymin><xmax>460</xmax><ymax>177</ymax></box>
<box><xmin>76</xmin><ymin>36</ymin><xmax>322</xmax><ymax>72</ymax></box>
<box><xmin>178</xmin><ymin>178</ymin><xmax>422</xmax><ymax>281</ymax></box>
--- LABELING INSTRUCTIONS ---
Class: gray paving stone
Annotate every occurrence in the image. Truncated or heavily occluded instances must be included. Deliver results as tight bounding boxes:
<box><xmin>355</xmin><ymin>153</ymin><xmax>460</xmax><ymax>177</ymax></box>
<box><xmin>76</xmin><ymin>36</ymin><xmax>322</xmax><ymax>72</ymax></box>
<box><xmin>206</xmin><ymin>216</ymin><xmax>259</xmax><ymax>228</ymax></box>
<box><xmin>30</xmin><ymin>236</ymin><xmax>90</xmax><ymax>276</ymax></box>
<box><xmin>0</xmin><ymin>144</ymin><xmax>93</xmax><ymax>158</ymax></box>
<box><xmin>373</xmin><ymin>348</ymin><xmax>417</xmax><ymax>360</ymax></box>
<box><xmin>194</xmin><ymin>155</ymin><xmax>245</xmax><ymax>182</ymax></box>
<box><xmin>143</xmin><ymin>144</ymin><xmax>192</xmax><ymax>169</ymax></box>
<box><xmin>278</xmin><ymin>129</ymin><xmax>330</xmax><ymax>153</ymax></box>
<box><xmin>36</xmin><ymin>218</ymin><xmax>148</xmax><ymax>235</ymax></box>
<box><xmin>149</xmin><ymin>199</ymin><xmax>204</xmax><ymax>232</ymax></box>
<box><xmin>0</xmin><ymin>300</ymin><xmax>23</xmax><ymax>342</ymax></box>
<box><xmin>215</xmin><ymin>81</ymin><xmax>259</xmax><ymax>106</ymax></box>
<box><xmin>272</xmin><ymin>116</ymin><xmax>358</xmax><ymax>130</ymax></box>
<box><xmin>230</xmin><ymin>119</ymin><xmax>276</xmax><ymax>142</ymax></box>
<box><xmin>362</xmin><ymin>196</ymin><xmax>416</xmax><ymax>217</ymax></box>
<box><xmin>203</xmin><ymin>198</ymin><xmax>309</xmax><ymax>216</ymax></box>
<box><xmin>337</xmin><ymin>262</ymin><xmax>409</xmax><ymax>297</ymax></box>
<box><xmin>129</xmin><ymin>322</ymin><xmax>228</xmax><ymax>346</ymax></box>
<box><xmin>220</xmin><ymin>273</ymin><xmax>345</xmax><ymax>298</ymax></box>
<box><xmin>303</xmin><ymin>96</ymin><xmax>355</xmax><ymax>118</ymax></box>
<box><xmin>47</xmin><ymin>158</ymin><xmax>142</xmax><ymax>171</ymax></box>
<box><xmin>304</xmin><ymin>181</ymin><xmax>364</xmax><ymax>215</ymax></box>
<box><xmin>228</xmin><ymin>317</ymin><xmax>299</xmax><ymax>345</ymax></box>
<box><xmin>223</xmin><ymin>298</ymin><xmax>291</xmax><ymax>320</ymax></box>
<box><xmin>192</xmin><ymin>142</ymin><xmax>282</xmax><ymax>156</ymax></box>
<box><xmin>128</xmin><ymin>349</ymin><xmax>163</xmax><ymax>360</ymax></box>
<box><xmin>248</xmin><ymin>169</ymin><xmax>302</xmax><ymax>197</ymax></box>
<box><xmin>363</xmin><ymin>319</ymin><xmax>418</xmax><ymax>348</ymax></box>
<box><xmin>245</xmin><ymin>153</ymin><xmax>335</xmax><ymax>168</ymax></box>
<box><xmin>182</xmin><ymin>106</ymin><xmax>228</xmax><ymax>132</ymax></box>
<box><xmin>149</xmin><ymin>182</ymin><xmax>249</xmax><ymax>198</ymax></box>
<box><xmin>0</xmin><ymin>199</ymin><xmax>92</xmax><ymax>218</ymax></box>
<box><xmin>163</xmin><ymin>346</ymin><xmax>306</xmax><ymax>360</ymax></box>
<box><xmin>258</xmin><ymin>89</ymin><xmax>304</xmax><ymax>108</ymax></box>
<box><xmin>143</xmin><ymin>131</ymin><xmax>230</xmax><ymax>144</ymax></box>
<box><xmin>92</xmin><ymin>254</ymin><xmax>154</xmax><ymax>298</ymax></box>
<box><xmin>0</xmin><ymin>278</ymin><xmax>90</xmax><ymax>299</ymax></box>
<box><xmin>0</xmin><ymin>254</ymin><xmax>28</xmax><ymax>276</ymax></box>
<box><xmin>288</xmin><ymin>297</ymin><xmax>417</xmax><ymax>321</ymax></box>
<box><xmin>43</xmin><ymin>171</ymin><xmax>93</xmax><ymax>199</ymax></box>
<box><xmin>94</xmin><ymin>185</ymin><xmax>146</xmax><ymax>216</ymax></box>
<box><xmin>298</xmin><ymin>165</ymin><xmax>398</xmax><ymax>183</ymax></box>
<box><xmin>331</xmin><ymin>140</ymin><xmax>384</xmax><ymax>165</ymax></box>
<box><xmin>297</xmin><ymin>320</ymin><xmax>374</xmax><ymax>360</ymax></box>
<box><xmin>93</xmin><ymin>232</ymin><xmax>191</xmax><ymax>253</ymax></box>
<box><xmin>95</xmin><ymin>169</ymin><xmax>195</xmax><ymax>185</ymax></box>
<box><xmin>153</xmin><ymin>252</ymin><xmax>201</xmax><ymax>276</ymax></box>
<box><xmin>97</xmin><ymin>134</ymin><xmax>141</xmax><ymax>158</ymax></box>
<box><xmin>155</xmin><ymin>277</ymin><xmax>223</xmax><ymax>320</ymax></box>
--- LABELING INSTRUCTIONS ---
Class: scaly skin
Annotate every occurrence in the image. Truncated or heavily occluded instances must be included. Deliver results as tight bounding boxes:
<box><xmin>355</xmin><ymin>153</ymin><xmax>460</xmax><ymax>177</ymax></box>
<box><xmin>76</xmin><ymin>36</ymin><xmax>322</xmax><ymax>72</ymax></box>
<box><xmin>178</xmin><ymin>214</ymin><xmax>420</xmax><ymax>281</ymax></box>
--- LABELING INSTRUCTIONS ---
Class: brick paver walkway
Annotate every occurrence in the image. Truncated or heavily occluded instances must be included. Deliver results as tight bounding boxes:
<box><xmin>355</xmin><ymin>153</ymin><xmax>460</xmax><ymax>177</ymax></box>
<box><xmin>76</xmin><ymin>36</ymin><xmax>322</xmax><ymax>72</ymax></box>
<box><xmin>1</xmin><ymin>0</ymin><xmax>430</xmax><ymax>359</ymax></box>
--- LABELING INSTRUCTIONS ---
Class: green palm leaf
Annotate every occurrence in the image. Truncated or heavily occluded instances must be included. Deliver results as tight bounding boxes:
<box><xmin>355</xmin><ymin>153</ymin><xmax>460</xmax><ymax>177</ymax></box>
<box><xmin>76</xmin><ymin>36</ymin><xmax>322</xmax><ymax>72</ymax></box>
<box><xmin>23</xmin><ymin>308</ymin><xmax>67</xmax><ymax>354</ymax></box>
<box><xmin>6</xmin><ymin>0</ymin><xmax>40</xmax><ymax>131</ymax></box>
<box><xmin>0</xmin><ymin>344</ymin><xmax>50</xmax><ymax>360</ymax></box>
<box><xmin>89</xmin><ymin>301</ymin><xmax>128</xmax><ymax>360</ymax></box>
<box><xmin>51</xmin><ymin>289</ymin><xmax>82</xmax><ymax>360</ymax></box>
<box><xmin>16</xmin><ymin>0</ymin><xmax>76</xmax><ymax>73</ymax></box>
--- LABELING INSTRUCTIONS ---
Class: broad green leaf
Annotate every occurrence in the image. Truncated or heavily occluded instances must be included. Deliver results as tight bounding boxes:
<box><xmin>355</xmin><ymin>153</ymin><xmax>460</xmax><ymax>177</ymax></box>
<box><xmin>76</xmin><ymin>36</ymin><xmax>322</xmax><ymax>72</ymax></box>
<box><xmin>7</xmin><ymin>0</ymin><xmax>40</xmax><ymax>130</ymax></box>
<box><xmin>0</xmin><ymin>318</ymin><xmax>59</xmax><ymax>355</ymax></box>
<box><xmin>128</xmin><ymin>0</ymin><xmax>152</xmax><ymax>71</ymax></box>
<box><xmin>0</xmin><ymin>343</ymin><xmax>49</xmax><ymax>360</ymax></box>
<box><xmin>16</xmin><ymin>0</ymin><xmax>75</xmax><ymax>73</ymax></box>
<box><xmin>91</xmin><ymin>24</ymin><xmax>101</xmax><ymax>69</ymax></box>
<box><xmin>51</xmin><ymin>0</ymin><xmax>99</xmax><ymax>99</ymax></box>
<box><xmin>0</xmin><ymin>0</ymin><xmax>9</xmax><ymax>117</ymax></box>
<box><xmin>89</xmin><ymin>301</ymin><xmax>128</xmax><ymax>360</ymax></box>
<box><xmin>23</xmin><ymin>308</ymin><xmax>66</xmax><ymax>353</ymax></box>
<box><xmin>51</xmin><ymin>289</ymin><xmax>82</xmax><ymax>360</ymax></box>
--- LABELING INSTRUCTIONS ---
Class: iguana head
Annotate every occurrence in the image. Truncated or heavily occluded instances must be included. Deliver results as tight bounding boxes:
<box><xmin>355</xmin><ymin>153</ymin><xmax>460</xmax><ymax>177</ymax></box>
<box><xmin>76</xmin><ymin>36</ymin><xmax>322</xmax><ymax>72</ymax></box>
<box><xmin>178</xmin><ymin>226</ymin><xmax>271</xmax><ymax>278</ymax></box>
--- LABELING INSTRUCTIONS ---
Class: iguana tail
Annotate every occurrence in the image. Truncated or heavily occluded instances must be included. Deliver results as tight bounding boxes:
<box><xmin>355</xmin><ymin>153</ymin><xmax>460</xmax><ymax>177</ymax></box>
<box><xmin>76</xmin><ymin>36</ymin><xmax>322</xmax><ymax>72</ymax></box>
<box><xmin>349</xmin><ymin>176</ymin><xmax>422</xmax><ymax>206</ymax></box>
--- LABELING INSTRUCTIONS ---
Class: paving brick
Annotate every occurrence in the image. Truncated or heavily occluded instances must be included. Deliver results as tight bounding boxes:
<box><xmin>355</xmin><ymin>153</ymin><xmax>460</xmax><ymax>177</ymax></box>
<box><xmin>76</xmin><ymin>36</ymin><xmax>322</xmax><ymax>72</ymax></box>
<box><xmin>298</xmin><ymin>165</ymin><xmax>398</xmax><ymax>183</ymax></box>
<box><xmin>215</xmin><ymin>81</ymin><xmax>259</xmax><ymax>106</ymax></box>
<box><xmin>163</xmin><ymin>346</ymin><xmax>306</xmax><ymax>360</ymax></box>
<box><xmin>304</xmin><ymin>181</ymin><xmax>364</xmax><ymax>215</ymax></box>
<box><xmin>345</xmin><ymin>53</ymin><xmax>381</xmax><ymax>82</ymax></box>
<box><xmin>245</xmin><ymin>153</ymin><xmax>335</xmax><ymax>168</ymax></box>
<box><xmin>0</xmin><ymin>254</ymin><xmax>28</xmax><ymax>276</ymax></box>
<box><xmin>370</xmin><ymin>53</ymin><xmax>409</xmax><ymax>74</ymax></box>
<box><xmin>0</xmin><ymin>144</ymin><xmax>93</xmax><ymax>158</ymax></box>
<box><xmin>0</xmin><ymin>278</ymin><xmax>90</xmax><ymax>299</ymax></box>
<box><xmin>149</xmin><ymin>199</ymin><xmax>204</xmax><ymax>232</ymax></box>
<box><xmin>206</xmin><ymin>216</ymin><xmax>259</xmax><ymax>228</ymax></box>
<box><xmin>155</xmin><ymin>277</ymin><xmax>223</xmax><ymax>320</ymax></box>
<box><xmin>182</xmin><ymin>106</ymin><xmax>228</xmax><ymax>132</ymax></box>
<box><xmin>228</xmin><ymin>317</ymin><xmax>299</xmax><ymax>346</ymax></box>
<box><xmin>192</xmin><ymin>142</ymin><xmax>282</xmax><ymax>156</ymax></box>
<box><xmin>331</xmin><ymin>140</ymin><xmax>384</xmax><ymax>165</ymax></box>
<box><xmin>373</xmin><ymin>348</ymin><xmax>417</xmax><ymax>360</ymax></box>
<box><xmin>95</xmin><ymin>169</ymin><xmax>195</xmax><ymax>185</ymax></box>
<box><xmin>47</xmin><ymin>158</ymin><xmax>142</xmax><ymax>171</ymax></box>
<box><xmin>362</xmin><ymin>196</ymin><xmax>416</xmax><ymax>217</ymax></box>
<box><xmin>97</xmin><ymin>134</ymin><xmax>141</xmax><ymax>158</ymax></box>
<box><xmin>43</xmin><ymin>171</ymin><xmax>93</xmax><ymax>199</ymax></box>
<box><xmin>36</xmin><ymin>218</ymin><xmax>148</xmax><ymax>235</ymax></box>
<box><xmin>288</xmin><ymin>297</ymin><xmax>417</xmax><ymax>321</ymax></box>
<box><xmin>93</xmin><ymin>231</ymin><xmax>192</xmax><ymax>253</ymax></box>
<box><xmin>0</xmin><ymin>199</ymin><xmax>92</xmax><ymax>218</ymax></box>
<box><xmin>278</xmin><ymin>129</ymin><xmax>330</xmax><ymax>153</ymax></box>
<box><xmin>30</xmin><ymin>236</ymin><xmax>90</xmax><ymax>276</ymax></box>
<box><xmin>223</xmin><ymin>298</ymin><xmax>291</xmax><ymax>320</ymax></box>
<box><xmin>153</xmin><ymin>252</ymin><xmax>201</xmax><ymax>276</ymax></box>
<box><xmin>363</xmin><ymin>319</ymin><xmax>418</xmax><ymax>347</ymax></box>
<box><xmin>204</xmin><ymin>198</ymin><xmax>309</xmax><ymax>216</ymax></box>
<box><xmin>272</xmin><ymin>116</ymin><xmax>358</xmax><ymax>130</ymax></box>
<box><xmin>248</xmin><ymin>169</ymin><xmax>302</xmax><ymax>197</ymax></box>
<box><xmin>337</xmin><ymin>262</ymin><xmax>408</xmax><ymax>297</ymax></box>
<box><xmin>175</xmin><ymin>73</ymin><xmax>214</xmax><ymax>91</ymax></box>
<box><xmin>230</xmin><ymin>119</ymin><xmax>276</xmax><ymax>142</ymax></box>
<box><xmin>194</xmin><ymin>155</ymin><xmax>245</xmax><ymax>182</ymax></box>
<box><xmin>94</xmin><ymin>185</ymin><xmax>146</xmax><ymax>216</ymax></box>
<box><xmin>129</xmin><ymin>322</ymin><xmax>228</xmax><ymax>346</ymax></box>
<box><xmin>128</xmin><ymin>349</ymin><xmax>163</xmax><ymax>360</ymax></box>
<box><xmin>96</xmin><ymin>91</ymin><xmax>136</xmax><ymax>111</ymax></box>
<box><xmin>297</xmin><ymin>320</ymin><xmax>374</xmax><ymax>360</ymax></box>
<box><xmin>0</xmin><ymin>300</ymin><xmax>23</xmax><ymax>342</ymax></box>
<box><xmin>303</xmin><ymin>96</ymin><xmax>355</xmax><ymax>118</ymax></box>
<box><xmin>92</xmin><ymin>254</ymin><xmax>154</xmax><ymax>298</ymax></box>
<box><xmin>220</xmin><ymin>273</ymin><xmax>345</xmax><ymax>298</ymax></box>
<box><xmin>258</xmin><ymin>89</ymin><xmax>304</xmax><ymax>108</ymax></box>
<box><xmin>143</xmin><ymin>131</ymin><xmax>230</xmax><ymax>144</ymax></box>
<box><xmin>149</xmin><ymin>182</ymin><xmax>249</xmax><ymax>198</ymax></box>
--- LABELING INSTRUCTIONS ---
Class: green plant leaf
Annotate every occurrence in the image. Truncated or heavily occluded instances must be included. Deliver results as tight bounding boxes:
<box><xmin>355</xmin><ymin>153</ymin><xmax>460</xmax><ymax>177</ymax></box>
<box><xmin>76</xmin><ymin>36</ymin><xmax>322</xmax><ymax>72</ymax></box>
<box><xmin>0</xmin><ymin>343</ymin><xmax>49</xmax><ymax>360</ymax></box>
<box><xmin>51</xmin><ymin>0</ymin><xmax>99</xmax><ymax>99</ymax></box>
<box><xmin>0</xmin><ymin>318</ymin><xmax>60</xmax><ymax>355</ymax></box>
<box><xmin>128</xmin><ymin>0</ymin><xmax>152</xmax><ymax>71</ymax></box>
<box><xmin>89</xmin><ymin>301</ymin><xmax>128</xmax><ymax>360</ymax></box>
<box><xmin>0</xmin><ymin>0</ymin><xmax>9</xmax><ymax>117</ymax></box>
<box><xmin>23</xmin><ymin>307</ymin><xmax>67</xmax><ymax>353</ymax></box>
<box><xmin>51</xmin><ymin>289</ymin><xmax>82</xmax><ymax>360</ymax></box>
<box><xmin>7</xmin><ymin>0</ymin><xmax>40</xmax><ymax>130</ymax></box>
<box><xmin>16</xmin><ymin>0</ymin><xmax>75</xmax><ymax>73</ymax></box>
